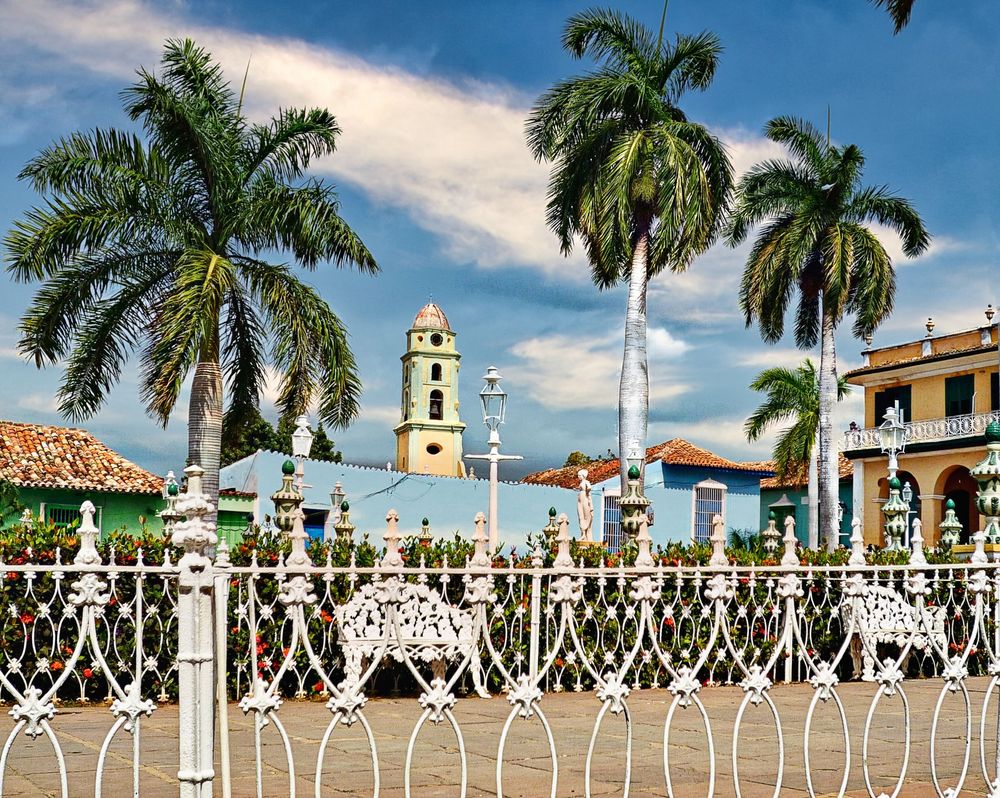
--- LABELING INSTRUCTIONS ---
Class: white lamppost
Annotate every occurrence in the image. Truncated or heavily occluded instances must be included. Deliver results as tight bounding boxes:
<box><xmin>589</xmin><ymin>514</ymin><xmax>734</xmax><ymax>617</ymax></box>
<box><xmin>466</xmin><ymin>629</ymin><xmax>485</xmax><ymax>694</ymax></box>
<box><xmin>465</xmin><ymin>366</ymin><xmax>522</xmax><ymax>552</ymax></box>
<box><xmin>878</xmin><ymin>400</ymin><xmax>907</xmax><ymax>480</ymax></box>
<box><xmin>291</xmin><ymin>414</ymin><xmax>314</xmax><ymax>492</ymax></box>
<box><xmin>324</xmin><ymin>482</ymin><xmax>345</xmax><ymax>542</ymax></box>
<box><xmin>901</xmin><ymin>480</ymin><xmax>914</xmax><ymax>548</ymax></box>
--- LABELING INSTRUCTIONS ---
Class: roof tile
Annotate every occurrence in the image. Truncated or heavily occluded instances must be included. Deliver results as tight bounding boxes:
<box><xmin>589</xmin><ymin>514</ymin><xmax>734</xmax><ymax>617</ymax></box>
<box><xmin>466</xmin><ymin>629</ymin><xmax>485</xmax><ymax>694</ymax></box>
<box><xmin>0</xmin><ymin>421</ymin><xmax>163</xmax><ymax>495</ymax></box>
<box><xmin>522</xmin><ymin>439</ymin><xmax>773</xmax><ymax>489</ymax></box>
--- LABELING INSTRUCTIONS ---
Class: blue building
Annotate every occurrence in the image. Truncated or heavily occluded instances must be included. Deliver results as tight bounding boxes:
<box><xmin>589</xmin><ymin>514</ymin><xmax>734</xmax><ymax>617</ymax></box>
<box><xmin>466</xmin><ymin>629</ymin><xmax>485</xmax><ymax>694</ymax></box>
<box><xmin>524</xmin><ymin>439</ymin><xmax>773</xmax><ymax>550</ymax></box>
<box><xmin>220</xmin><ymin>450</ymin><xmax>574</xmax><ymax>548</ymax></box>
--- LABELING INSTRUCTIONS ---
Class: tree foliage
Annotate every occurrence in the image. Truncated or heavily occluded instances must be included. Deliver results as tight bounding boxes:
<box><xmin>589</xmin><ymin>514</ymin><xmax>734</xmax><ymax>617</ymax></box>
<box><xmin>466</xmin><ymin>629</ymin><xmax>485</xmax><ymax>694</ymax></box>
<box><xmin>744</xmin><ymin>359</ymin><xmax>849</xmax><ymax>480</ymax></box>
<box><xmin>221</xmin><ymin>407</ymin><xmax>343</xmax><ymax>466</ymax></box>
<box><xmin>4</xmin><ymin>38</ymin><xmax>377</xmax><ymax>432</ymax></box>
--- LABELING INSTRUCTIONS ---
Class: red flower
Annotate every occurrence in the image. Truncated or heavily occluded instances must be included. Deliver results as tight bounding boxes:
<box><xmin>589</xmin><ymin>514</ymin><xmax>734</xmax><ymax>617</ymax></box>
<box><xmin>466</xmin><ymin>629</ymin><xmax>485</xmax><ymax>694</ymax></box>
<box><xmin>50</xmin><ymin>661</ymin><xmax>64</xmax><ymax>672</ymax></box>
<box><xmin>83</xmin><ymin>668</ymin><xmax>94</xmax><ymax>679</ymax></box>
<box><xmin>18</xmin><ymin>613</ymin><xmax>34</xmax><ymax>625</ymax></box>
<box><xmin>312</xmin><ymin>681</ymin><xmax>324</xmax><ymax>693</ymax></box>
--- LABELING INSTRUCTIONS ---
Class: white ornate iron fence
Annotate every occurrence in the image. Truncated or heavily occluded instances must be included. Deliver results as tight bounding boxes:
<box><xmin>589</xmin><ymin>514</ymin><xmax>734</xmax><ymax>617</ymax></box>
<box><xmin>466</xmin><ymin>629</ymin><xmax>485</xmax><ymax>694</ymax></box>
<box><xmin>843</xmin><ymin>410</ymin><xmax>1000</xmax><ymax>451</ymax></box>
<box><xmin>4</xmin><ymin>479</ymin><xmax>1000</xmax><ymax>795</ymax></box>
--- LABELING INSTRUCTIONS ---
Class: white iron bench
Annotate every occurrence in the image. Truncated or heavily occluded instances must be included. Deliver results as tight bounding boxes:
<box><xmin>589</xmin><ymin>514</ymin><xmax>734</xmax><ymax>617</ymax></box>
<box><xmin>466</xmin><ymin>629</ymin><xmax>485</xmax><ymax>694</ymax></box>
<box><xmin>841</xmin><ymin>584</ymin><xmax>946</xmax><ymax>681</ymax></box>
<box><xmin>337</xmin><ymin>581</ymin><xmax>489</xmax><ymax>697</ymax></box>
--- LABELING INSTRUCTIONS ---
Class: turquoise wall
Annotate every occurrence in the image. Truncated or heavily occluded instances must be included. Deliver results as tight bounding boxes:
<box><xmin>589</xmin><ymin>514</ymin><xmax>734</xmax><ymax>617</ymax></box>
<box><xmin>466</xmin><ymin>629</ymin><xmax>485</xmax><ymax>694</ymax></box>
<box><xmin>758</xmin><ymin>483</ymin><xmax>854</xmax><ymax>546</ymax></box>
<box><xmin>221</xmin><ymin>451</ymin><xmax>576</xmax><ymax>548</ymax></box>
<box><xmin>592</xmin><ymin>463</ymin><xmax>769</xmax><ymax>547</ymax></box>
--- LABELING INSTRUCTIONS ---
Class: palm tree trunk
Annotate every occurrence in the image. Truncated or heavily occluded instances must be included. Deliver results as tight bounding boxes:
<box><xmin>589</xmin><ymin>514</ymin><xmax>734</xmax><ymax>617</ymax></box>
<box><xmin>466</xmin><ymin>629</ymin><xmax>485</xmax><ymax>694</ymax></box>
<box><xmin>188</xmin><ymin>359</ymin><xmax>223</xmax><ymax>525</ymax></box>
<box><xmin>807</xmin><ymin>436</ymin><xmax>819</xmax><ymax>548</ymax></box>
<box><xmin>619</xmin><ymin>217</ymin><xmax>651</xmax><ymax>493</ymax></box>
<box><xmin>818</xmin><ymin>296</ymin><xmax>839</xmax><ymax>551</ymax></box>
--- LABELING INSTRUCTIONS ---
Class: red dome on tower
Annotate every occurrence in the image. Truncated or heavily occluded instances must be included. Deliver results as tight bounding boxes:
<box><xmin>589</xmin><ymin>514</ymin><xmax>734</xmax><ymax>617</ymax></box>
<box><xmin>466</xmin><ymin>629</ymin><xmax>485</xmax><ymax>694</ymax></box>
<box><xmin>412</xmin><ymin>302</ymin><xmax>451</xmax><ymax>331</ymax></box>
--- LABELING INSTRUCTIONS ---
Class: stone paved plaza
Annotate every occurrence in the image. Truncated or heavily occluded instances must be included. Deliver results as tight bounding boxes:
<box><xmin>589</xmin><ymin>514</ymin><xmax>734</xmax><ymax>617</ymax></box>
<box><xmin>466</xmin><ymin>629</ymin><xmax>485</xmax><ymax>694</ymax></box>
<box><xmin>2</xmin><ymin>677</ymin><xmax>997</xmax><ymax>796</ymax></box>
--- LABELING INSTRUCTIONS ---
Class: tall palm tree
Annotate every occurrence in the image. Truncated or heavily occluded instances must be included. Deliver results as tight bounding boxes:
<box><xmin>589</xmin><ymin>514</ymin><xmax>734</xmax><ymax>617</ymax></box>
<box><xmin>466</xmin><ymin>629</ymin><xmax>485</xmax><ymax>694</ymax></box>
<box><xmin>527</xmin><ymin>8</ymin><xmax>732</xmax><ymax>489</ymax></box>
<box><xmin>4</xmin><ymin>39</ymin><xmax>377</xmax><ymax>512</ymax></box>
<box><xmin>871</xmin><ymin>0</ymin><xmax>915</xmax><ymax>33</ymax></box>
<box><xmin>746</xmin><ymin>359</ymin><xmax>849</xmax><ymax>545</ymax></box>
<box><xmin>727</xmin><ymin>116</ymin><xmax>928</xmax><ymax>550</ymax></box>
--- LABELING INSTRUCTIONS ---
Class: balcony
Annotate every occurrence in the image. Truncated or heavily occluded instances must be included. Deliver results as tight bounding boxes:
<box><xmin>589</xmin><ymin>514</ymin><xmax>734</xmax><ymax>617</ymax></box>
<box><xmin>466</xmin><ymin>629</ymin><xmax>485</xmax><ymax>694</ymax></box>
<box><xmin>843</xmin><ymin>410</ymin><xmax>1000</xmax><ymax>452</ymax></box>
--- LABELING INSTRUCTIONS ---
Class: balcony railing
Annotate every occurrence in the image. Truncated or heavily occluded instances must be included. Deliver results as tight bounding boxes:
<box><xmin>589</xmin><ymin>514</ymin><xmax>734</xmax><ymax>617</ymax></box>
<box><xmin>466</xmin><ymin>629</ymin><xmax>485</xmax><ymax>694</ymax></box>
<box><xmin>843</xmin><ymin>409</ymin><xmax>1000</xmax><ymax>451</ymax></box>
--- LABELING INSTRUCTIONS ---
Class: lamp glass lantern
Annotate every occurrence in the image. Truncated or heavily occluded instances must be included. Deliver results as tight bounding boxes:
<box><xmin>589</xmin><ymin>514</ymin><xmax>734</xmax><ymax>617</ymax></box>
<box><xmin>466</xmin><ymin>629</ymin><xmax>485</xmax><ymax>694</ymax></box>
<box><xmin>330</xmin><ymin>482</ymin><xmax>345</xmax><ymax>512</ymax></box>
<box><xmin>878</xmin><ymin>403</ymin><xmax>906</xmax><ymax>456</ymax></box>
<box><xmin>625</xmin><ymin>445</ymin><xmax>644</xmax><ymax>480</ymax></box>
<box><xmin>479</xmin><ymin>366</ymin><xmax>507</xmax><ymax>441</ymax></box>
<box><xmin>291</xmin><ymin>415</ymin><xmax>314</xmax><ymax>459</ymax></box>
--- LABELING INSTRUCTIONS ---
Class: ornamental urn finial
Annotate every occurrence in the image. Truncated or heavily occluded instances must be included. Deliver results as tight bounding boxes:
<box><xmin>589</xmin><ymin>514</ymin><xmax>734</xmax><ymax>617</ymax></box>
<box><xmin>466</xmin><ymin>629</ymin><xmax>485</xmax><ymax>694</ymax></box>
<box><xmin>271</xmin><ymin>459</ymin><xmax>302</xmax><ymax>532</ymax></box>
<box><xmin>971</xmin><ymin>423</ymin><xmax>1000</xmax><ymax>544</ymax></box>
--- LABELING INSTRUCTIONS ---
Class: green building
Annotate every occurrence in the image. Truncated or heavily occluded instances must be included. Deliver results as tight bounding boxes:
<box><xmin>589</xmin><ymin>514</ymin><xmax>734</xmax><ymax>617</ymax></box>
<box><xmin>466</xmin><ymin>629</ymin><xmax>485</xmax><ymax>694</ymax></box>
<box><xmin>0</xmin><ymin>420</ymin><xmax>254</xmax><ymax>541</ymax></box>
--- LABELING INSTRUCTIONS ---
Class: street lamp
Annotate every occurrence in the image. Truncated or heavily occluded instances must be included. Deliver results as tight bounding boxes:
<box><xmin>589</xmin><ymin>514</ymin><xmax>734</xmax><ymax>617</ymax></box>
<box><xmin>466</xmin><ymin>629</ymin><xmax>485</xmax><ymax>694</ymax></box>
<box><xmin>323</xmin><ymin>482</ymin><xmax>345</xmax><ymax>542</ymax></box>
<box><xmin>465</xmin><ymin>366</ymin><xmax>522</xmax><ymax>552</ymax></box>
<box><xmin>878</xmin><ymin>400</ymin><xmax>907</xmax><ymax>480</ymax></box>
<box><xmin>291</xmin><ymin>414</ymin><xmax>314</xmax><ymax>491</ymax></box>
<box><xmin>902</xmin><ymin>480</ymin><xmax>914</xmax><ymax>548</ymax></box>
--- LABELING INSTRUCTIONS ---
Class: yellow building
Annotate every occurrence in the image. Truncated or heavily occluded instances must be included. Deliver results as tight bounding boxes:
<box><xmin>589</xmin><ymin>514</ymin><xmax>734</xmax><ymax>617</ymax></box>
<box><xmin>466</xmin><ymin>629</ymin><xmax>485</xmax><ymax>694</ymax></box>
<box><xmin>843</xmin><ymin>314</ymin><xmax>999</xmax><ymax>546</ymax></box>
<box><xmin>394</xmin><ymin>303</ymin><xmax>467</xmax><ymax>477</ymax></box>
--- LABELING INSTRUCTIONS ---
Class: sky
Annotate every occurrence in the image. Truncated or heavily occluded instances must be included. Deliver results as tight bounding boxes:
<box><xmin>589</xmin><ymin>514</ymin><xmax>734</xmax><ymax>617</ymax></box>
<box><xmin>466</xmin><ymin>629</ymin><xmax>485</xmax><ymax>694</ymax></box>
<box><xmin>0</xmin><ymin>0</ymin><xmax>997</xmax><ymax>480</ymax></box>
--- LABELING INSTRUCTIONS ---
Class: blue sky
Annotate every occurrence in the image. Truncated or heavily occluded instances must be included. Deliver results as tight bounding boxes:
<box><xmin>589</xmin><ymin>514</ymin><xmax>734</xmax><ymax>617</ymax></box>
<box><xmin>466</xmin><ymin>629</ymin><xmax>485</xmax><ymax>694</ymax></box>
<box><xmin>0</xmin><ymin>0</ymin><xmax>997</xmax><ymax>479</ymax></box>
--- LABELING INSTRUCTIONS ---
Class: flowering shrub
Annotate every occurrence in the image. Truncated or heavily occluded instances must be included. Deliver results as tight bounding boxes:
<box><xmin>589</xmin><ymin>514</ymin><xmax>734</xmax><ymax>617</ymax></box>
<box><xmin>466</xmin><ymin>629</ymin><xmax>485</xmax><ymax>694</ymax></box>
<box><xmin>0</xmin><ymin>519</ymin><xmax>982</xmax><ymax>704</ymax></box>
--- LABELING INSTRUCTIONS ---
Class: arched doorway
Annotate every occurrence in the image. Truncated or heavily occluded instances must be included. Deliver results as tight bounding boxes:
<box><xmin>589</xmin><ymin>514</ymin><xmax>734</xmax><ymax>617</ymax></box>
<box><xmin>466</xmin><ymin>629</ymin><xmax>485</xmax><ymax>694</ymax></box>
<box><xmin>878</xmin><ymin>471</ymin><xmax>921</xmax><ymax>547</ymax></box>
<box><xmin>937</xmin><ymin>465</ymin><xmax>979</xmax><ymax>543</ymax></box>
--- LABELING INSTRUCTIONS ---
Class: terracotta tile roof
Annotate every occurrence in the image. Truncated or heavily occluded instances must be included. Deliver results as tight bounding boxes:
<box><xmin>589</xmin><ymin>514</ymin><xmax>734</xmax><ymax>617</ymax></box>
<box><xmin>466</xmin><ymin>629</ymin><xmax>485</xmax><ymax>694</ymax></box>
<box><xmin>759</xmin><ymin>453</ymin><xmax>853</xmax><ymax>489</ymax></box>
<box><xmin>0</xmin><ymin>421</ymin><xmax>163</xmax><ymax>494</ymax></box>
<box><xmin>522</xmin><ymin>439</ymin><xmax>774</xmax><ymax>489</ymax></box>
<box><xmin>219</xmin><ymin>487</ymin><xmax>256</xmax><ymax>499</ymax></box>
<box><xmin>844</xmin><ymin>342</ymin><xmax>996</xmax><ymax>378</ymax></box>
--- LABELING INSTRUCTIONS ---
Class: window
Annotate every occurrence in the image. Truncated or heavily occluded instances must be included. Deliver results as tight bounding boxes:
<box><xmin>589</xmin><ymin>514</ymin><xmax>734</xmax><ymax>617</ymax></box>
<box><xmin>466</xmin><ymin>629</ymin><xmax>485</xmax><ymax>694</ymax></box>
<box><xmin>431</xmin><ymin>363</ymin><xmax>442</xmax><ymax>381</ymax></box>
<box><xmin>602</xmin><ymin>493</ymin><xmax>623</xmax><ymax>553</ymax></box>
<box><xmin>874</xmin><ymin>384</ymin><xmax>912</xmax><ymax>424</ymax></box>
<box><xmin>426</xmin><ymin>443</ymin><xmax>442</xmax><ymax>455</ymax></box>
<box><xmin>430</xmin><ymin>333</ymin><xmax>443</xmax><ymax>347</ymax></box>
<box><xmin>43</xmin><ymin>503</ymin><xmax>101</xmax><ymax>532</ymax></box>
<box><xmin>945</xmin><ymin>374</ymin><xmax>975</xmax><ymax>417</ymax></box>
<box><xmin>429</xmin><ymin>389</ymin><xmax>443</xmax><ymax>420</ymax></box>
<box><xmin>692</xmin><ymin>480</ymin><xmax>726</xmax><ymax>544</ymax></box>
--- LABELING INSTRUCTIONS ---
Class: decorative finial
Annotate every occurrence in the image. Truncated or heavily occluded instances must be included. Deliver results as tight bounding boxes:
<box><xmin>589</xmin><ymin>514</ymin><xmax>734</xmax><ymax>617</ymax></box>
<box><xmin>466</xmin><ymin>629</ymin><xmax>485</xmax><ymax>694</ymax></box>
<box><xmin>987</xmin><ymin>304</ymin><xmax>996</xmax><ymax>324</ymax></box>
<box><xmin>470</xmin><ymin>512</ymin><xmax>490</xmax><ymax>568</ymax></box>
<box><xmin>553</xmin><ymin>512</ymin><xmax>573</xmax><ymax>568</ymax></box>
<box><xmin>925</xmin><ymin>316</ymin><xmax>935</xmax><ymax>336</ymax></box>
<box><xmin>781</xmin><ymin>515</ymin><xmax>799</xmax><ymax>567</ymax></box>
<box><xmin>380</xmin><ymin>509</ymin><xmax>403</xmax><ymax>569</ymax></box>
<box><xmin>864</xmin><ymin>332</ymin><xmax>873</xmax><ymax>349</ymax></box>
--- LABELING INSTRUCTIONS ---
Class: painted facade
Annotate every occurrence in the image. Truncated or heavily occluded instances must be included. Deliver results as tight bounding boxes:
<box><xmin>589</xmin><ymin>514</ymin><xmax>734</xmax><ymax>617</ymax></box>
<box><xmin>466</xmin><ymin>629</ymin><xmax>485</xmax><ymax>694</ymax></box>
<box><xmin>394</xmin><ymin>303</ymin><xmax>466</xmax><ymax>477</ymax></box>
<box><xmin>220</xmin><ymin>449</ymin><xmax>573</xmax><ymax>546</ymax></box>
<box><xmin>523</xmin><ymin>440</ymin><xmax>773</xmax><ymax>550</ymax></box>
<box><xmin>843</xmin><ymin>317</ymin><xmax>1000</xmax><ymax>546</ymax></box>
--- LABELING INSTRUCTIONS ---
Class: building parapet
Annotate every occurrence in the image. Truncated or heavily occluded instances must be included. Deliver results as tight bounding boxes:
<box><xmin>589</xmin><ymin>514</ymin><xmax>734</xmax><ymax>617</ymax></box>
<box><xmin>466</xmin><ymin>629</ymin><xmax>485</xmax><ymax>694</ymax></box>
<box><xmin>843</xmin><ymin>410</ymin><xmax>1000</xmax><ymax>452</ymax></box>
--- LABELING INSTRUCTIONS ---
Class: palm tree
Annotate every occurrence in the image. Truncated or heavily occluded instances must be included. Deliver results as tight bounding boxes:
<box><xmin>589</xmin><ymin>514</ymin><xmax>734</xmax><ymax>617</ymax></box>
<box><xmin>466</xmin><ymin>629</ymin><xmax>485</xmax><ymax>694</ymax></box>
<box><xmin>4</xmin><ymin>39</ymin><xmax>377</xmax><ymax>512</ymax></box>
<box><xmin>526</xmin><ymin>8</ymin><xmax>732</xmax><ymax>489</ymax></box>
<box><xmin>871</xmin><ymin>0</ymin><xmax>915</xmax><ymax>33</ymax></box>
<box><xmin>745</xmin><ymin>359</ymin><xmax>849</xmax><ymax>545</ymax></box>
<box><xmin>727</xmin><ymin>116</ymin><xmax>928</xmax><ymax>550</ymax></box>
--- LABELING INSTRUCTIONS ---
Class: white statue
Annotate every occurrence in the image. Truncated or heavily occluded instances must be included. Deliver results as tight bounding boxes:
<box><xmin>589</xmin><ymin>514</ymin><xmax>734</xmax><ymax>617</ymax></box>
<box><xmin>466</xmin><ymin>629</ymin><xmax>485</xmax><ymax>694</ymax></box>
<box><xmin>576</xmin><ymin>469</ymin><xmax>594</xmax><ymax>541</ymax></box>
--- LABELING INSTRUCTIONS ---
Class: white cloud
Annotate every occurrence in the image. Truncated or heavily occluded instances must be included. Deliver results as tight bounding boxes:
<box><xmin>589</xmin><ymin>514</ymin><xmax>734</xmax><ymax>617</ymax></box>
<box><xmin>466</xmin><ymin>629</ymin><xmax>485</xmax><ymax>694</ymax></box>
<box><xmin>17</xmin><ymin>392</ymin><xmax>59</xmax><ymax>414</ymax></box>
<box><xmin>505</xmin><ymin>328</ymin><xmax>689</xmax><ymax>411</ymax></box>
<box><xmin>737</xmin><ymin>348</ymin><xmax>815</xmax><ymax>370</ymax></box>
<box><xmin>0</xmin><ymin>1</ymin><xmax>785</xmax><ymax>284</ymax></box>
<box><xmin>869</xmin><ymin>224</ymin><xmax>964</xmax><ymax>266</ymax></box>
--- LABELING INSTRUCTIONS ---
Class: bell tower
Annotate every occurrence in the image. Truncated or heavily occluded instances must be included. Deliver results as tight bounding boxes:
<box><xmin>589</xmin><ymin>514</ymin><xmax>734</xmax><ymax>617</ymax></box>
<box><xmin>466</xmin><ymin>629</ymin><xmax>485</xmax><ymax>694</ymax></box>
<box><xmin>394</xmin><ymin>303</ymin><xmax>466</xmax><ymax>476</ymax></box>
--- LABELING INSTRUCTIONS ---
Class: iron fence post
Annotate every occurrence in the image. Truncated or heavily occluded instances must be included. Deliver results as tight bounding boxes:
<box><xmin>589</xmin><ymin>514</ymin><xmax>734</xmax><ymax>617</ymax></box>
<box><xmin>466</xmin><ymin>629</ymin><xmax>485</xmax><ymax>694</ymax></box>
<box><xmin>174</xmin><ymin>465</ymin><xmax>218</xmax><ymax>798</ymax></box>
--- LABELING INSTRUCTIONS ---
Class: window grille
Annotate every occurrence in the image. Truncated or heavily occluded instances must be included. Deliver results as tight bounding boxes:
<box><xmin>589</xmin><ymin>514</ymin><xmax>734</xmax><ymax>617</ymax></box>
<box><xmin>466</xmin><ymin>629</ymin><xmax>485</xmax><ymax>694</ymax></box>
<box><xmin>692</xmin><ymin>481</ymin><xmax>726</xmax><ymax>543</ymax></box>
<box><xmin>43</xmin><ymin>503</ymin><xmax>100</xmax><ymax>532</ymax></box>
<box><xmin>602</xmin><ymin>494</ymin><xmax>623</xmax><ymax>553</ymax></box>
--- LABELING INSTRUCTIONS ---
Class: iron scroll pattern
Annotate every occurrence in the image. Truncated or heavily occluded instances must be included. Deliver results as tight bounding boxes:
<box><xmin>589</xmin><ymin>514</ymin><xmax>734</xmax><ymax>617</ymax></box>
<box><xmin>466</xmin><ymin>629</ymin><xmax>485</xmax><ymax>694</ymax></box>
<box><xmin>0</xmin><ymin>547</ymin><xmax>177</xmax><ymax>795</ymax></box>
<box><xmin>228</xmin><ymin>549</ymin><xmax>1000</xmax><ymax>798</ymax></box>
